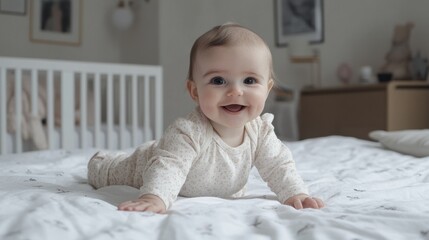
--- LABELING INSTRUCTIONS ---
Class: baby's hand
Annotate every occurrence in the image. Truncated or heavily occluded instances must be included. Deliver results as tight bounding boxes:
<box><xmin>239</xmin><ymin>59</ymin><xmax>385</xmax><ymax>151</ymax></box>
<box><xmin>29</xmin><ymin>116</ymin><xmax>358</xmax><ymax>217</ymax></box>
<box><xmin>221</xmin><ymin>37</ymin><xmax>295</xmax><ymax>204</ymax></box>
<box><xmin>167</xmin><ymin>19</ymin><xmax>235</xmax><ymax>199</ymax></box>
<box><xmin>118</xmin><ymin>194</ymin><xmax>166</xmax><ymax>213</ymax></box>
<box><xmin>284</xmin><ymin>194</ymin><xmax>324</xmax><ymax>209</ymax></box>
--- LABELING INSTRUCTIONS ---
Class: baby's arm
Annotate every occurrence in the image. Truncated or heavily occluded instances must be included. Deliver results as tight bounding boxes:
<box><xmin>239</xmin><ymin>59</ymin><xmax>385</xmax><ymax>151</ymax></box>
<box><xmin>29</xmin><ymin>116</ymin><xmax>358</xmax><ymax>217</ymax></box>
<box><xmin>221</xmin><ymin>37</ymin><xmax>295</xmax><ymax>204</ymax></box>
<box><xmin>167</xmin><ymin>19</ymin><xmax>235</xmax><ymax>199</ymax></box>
<box><xmin>252</xmin><ymin>115</ymin><xmax>325</xmax><ymax>209</ymax></box>
<box><xmin>118</xmin><ymin>194</ymin><xmax>166</xmax><ymax>213</ymax></box>
<box><xmin>284</xmin><ymin>194</ymin><xmax>324</xmax><ymax>209</ymax></box>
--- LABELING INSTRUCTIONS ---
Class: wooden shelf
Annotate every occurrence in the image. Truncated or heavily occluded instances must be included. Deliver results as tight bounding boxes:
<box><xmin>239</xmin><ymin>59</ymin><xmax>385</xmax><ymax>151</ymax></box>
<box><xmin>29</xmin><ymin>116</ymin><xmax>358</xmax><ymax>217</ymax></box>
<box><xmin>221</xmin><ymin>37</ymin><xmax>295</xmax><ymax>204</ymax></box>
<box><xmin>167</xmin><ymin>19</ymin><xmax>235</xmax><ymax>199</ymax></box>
<box><xmin>290</xmin><ymin>56</ymin><xmax>319</xmax><ymax>64</ymax></box>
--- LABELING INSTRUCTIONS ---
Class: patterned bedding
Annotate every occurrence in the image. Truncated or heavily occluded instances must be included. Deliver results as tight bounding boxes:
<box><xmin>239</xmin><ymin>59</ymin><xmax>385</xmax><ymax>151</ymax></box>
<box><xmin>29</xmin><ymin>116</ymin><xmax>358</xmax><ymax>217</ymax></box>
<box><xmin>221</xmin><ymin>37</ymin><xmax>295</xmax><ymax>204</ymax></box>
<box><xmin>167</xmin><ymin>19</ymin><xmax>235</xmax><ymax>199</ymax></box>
<box><xmin>0</xmin><ymin>136</ymin><xmax>428</xmax><ymax>240</ymax></box>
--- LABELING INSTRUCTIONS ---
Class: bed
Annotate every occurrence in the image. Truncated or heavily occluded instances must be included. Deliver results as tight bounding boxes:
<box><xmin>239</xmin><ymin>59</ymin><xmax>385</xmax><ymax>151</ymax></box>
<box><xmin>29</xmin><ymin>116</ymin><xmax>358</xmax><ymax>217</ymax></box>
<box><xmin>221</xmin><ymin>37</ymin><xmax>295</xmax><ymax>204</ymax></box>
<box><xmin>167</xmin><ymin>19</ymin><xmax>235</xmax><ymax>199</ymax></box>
<box><xmin>0</xmin><ymin>57</ymin><xmax>163</xmax><ymax>154</ymax></box>
<box><xmin>1</xmin><ymin>135</ymin><xmax>428</xmax><ymax>240</ymax></box>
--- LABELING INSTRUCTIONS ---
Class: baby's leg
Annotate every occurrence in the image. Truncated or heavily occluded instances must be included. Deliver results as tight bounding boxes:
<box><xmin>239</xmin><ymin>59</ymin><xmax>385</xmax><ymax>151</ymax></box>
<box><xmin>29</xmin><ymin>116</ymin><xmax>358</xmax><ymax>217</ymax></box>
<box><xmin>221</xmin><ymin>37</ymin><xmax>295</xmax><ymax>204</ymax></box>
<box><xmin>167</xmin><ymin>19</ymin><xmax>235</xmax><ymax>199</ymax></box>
<box><xmin>87</xmin><ymin>141</ymin><xmax>154</xmax><ymax>189</ymax></box>
<box><xmin>87</xmin><ymin>151</ymin><xmax>132</xmax><ymax>188</ymax></box>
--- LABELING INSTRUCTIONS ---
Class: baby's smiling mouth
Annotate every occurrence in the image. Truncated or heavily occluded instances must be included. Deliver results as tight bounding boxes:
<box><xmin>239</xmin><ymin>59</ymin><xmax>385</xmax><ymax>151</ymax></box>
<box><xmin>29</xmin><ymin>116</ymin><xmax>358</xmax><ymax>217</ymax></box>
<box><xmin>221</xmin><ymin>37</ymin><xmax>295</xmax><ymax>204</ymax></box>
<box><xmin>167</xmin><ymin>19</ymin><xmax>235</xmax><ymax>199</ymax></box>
<box><xmin>222</xmin><ymin>104</ymin><xmax>246</xmax><ymax>112</ymax></box>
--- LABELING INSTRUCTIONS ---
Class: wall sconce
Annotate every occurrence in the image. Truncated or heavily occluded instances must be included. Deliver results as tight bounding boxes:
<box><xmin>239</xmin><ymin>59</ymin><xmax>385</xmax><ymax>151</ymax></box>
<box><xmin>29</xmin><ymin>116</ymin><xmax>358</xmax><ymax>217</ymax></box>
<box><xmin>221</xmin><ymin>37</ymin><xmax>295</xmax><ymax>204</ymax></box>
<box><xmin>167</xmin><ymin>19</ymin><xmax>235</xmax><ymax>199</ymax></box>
<box><xmin>112</xmin><ymin>0</ymin><xmax>134</xmax><ymax>30</ymax></box>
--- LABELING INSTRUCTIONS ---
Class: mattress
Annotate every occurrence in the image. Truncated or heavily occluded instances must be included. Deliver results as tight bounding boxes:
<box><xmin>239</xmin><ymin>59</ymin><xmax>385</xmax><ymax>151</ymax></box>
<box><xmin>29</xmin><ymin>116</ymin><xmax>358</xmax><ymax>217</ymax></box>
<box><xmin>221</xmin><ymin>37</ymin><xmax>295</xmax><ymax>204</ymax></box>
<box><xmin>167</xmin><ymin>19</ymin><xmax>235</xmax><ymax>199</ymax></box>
<box><xmin>0</xmin><ymin>136</ymin><xmax>428</xmax><ymax>240</ymax></box>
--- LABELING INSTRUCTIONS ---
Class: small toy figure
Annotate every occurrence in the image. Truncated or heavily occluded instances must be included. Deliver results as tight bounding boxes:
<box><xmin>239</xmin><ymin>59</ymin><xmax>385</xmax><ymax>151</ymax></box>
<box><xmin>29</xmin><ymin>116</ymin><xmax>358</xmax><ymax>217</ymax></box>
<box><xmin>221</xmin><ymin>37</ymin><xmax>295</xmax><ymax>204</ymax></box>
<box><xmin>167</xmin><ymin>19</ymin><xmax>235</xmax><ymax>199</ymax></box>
<box><xmin>380</xmin><ymin>22</ymin><xmax>414</xmax><ymax>80</ymax></box>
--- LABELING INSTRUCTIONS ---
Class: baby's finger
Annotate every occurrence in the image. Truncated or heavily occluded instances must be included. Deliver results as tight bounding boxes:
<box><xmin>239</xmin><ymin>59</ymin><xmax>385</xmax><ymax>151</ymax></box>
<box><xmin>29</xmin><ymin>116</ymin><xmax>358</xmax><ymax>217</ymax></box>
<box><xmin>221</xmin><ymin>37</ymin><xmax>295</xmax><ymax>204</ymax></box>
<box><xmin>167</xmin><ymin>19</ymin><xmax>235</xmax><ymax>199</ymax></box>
<box><xmin>118</xmin><ymin>201</ymin><xmax>135</xmax><ymax>210</ymax></box>
<box><xmin>293</xmin><ymin>199</ymin><xmax>303</xmax><ymax>209</ymax></box>
<box><xmin>302</xmin><ymin>197</ymin><xmax>318</xmax><ymax>209</ymax></box>
<box><xmin>314</xmin><ymin>197</ymin><xmax>325</xmax><ymax>208</ymax></box>
<box><xmin>118</xmin><ymin>201</ymin><xmax>147</xmax><ymax>211</ymax></box>
<box><xmin>130</xmin><ymin>202</ymin><xmax>152</xmax><ymax>212</ymax></box>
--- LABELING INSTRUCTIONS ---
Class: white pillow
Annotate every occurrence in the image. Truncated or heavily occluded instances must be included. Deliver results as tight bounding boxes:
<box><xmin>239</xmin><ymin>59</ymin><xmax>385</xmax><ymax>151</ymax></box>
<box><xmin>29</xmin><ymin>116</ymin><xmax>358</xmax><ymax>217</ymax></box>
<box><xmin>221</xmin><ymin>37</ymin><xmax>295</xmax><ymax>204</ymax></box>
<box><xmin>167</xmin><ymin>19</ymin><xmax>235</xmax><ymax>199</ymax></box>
<box><xmin>369</xmin><ymin>130</ymin><xmax>429</xmax><ymax>157</ymax></box>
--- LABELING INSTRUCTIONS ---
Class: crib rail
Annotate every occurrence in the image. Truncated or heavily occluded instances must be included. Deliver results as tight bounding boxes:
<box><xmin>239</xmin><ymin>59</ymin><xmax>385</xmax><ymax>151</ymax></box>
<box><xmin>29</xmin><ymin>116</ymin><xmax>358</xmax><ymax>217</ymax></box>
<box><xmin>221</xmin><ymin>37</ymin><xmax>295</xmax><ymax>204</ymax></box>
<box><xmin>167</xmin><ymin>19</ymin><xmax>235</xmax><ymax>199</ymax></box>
<box><xmin>0</xmin><ymin>57</ymin><xmax>163</xmax><ymax>155</ymax></box>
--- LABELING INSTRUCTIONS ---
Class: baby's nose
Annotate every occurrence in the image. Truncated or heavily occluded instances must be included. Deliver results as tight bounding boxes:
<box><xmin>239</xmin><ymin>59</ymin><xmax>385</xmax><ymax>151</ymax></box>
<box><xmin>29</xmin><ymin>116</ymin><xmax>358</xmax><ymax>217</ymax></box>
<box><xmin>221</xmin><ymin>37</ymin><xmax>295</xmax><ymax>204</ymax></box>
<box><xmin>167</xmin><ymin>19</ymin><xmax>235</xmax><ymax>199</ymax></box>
<box><xmin>226</xmin><ymin>84</ymin><xmax>243</xmax><ymax>97</ymax></box>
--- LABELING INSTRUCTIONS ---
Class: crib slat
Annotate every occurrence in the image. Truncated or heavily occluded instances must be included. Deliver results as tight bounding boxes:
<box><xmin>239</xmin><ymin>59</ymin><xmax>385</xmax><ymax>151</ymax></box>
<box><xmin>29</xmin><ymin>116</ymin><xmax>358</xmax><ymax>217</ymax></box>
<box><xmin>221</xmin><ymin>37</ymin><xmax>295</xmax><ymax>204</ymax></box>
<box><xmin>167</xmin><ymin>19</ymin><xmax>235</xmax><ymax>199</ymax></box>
<box><xmin>30</xmin><ymin>69</ymin><xmax>38</xmax><ymax>117</ymax></box>
<box><xmin>15</xmin><ymin>70</ymin><xmax>22</xmax><ymax>153</ymax></box>
<box><xmin>30</xmin><ymin>70</ymin><xmax>45</xmax><ymax>150</ymax></box>
<box><xmin>46</xmin><ymin>71</ymin><xmax>54</xmax><ymax>150</ymax></box>
<box><xmin>144</xmin><ymin>76</ymin><xmax>150</xmax><ymax>142</ymax></box>
<box><xmin>119</xmin><ymin>74</ymin><xmax>126</xmax><ymax>149</ymax></box>
<box><xmin>80</xmin><ymin>74</ymin><xmax>87</xmax><ymax>148</ymax></box>
<box><xmin>94</xmin><ymin>73</ymin><xmax>101</xmax><ymax>148</ymax></box>
<box><xmin>107</xmin><ymin>74</ymin><xmax>114</xmax><ymax>149</ymax></box>
<box><xmin>155</xmin><ymin>71</ymin><xmax>163</xmax><ymax>140</ymax></box>
<box><xmin>131</xmin><ymin>75</ymin><xmax>138</xmax><ymax>146</ymax></box>
<box><xmin>61</xmin><ymin>71</ymin><xmax>75</xmax><ymax>150</ymax></box>
<box><xmin>0</xmin><ymin>67</ymin><xmax>6</xmax><ymax>154</ymax></box>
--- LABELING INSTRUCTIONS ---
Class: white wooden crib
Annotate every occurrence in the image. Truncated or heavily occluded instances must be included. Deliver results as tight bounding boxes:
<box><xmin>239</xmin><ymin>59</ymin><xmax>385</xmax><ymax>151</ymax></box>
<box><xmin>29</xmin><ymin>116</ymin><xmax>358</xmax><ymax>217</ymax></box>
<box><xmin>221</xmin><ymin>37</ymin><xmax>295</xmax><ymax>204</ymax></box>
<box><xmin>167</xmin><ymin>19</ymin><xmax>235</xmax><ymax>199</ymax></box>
<box><xmin>0</xmin><ymin>57</ymin><xmax>163</xmax><ymax>155</ymax></box>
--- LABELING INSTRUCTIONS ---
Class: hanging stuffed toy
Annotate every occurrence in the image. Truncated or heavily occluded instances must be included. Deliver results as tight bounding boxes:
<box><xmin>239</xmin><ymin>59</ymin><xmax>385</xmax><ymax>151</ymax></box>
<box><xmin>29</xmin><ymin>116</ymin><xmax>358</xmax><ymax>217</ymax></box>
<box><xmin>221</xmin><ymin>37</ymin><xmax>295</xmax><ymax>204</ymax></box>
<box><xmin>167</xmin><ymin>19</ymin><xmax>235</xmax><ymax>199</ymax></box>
<box><xmin>7</xmin><ymin>72</ymin><xmax>49</xmax><ymax>150</ymax></box>
<box><xmin>6</xmin><ymin>71</ymin><xmax>94</xmax><ymax>150</ymax></box>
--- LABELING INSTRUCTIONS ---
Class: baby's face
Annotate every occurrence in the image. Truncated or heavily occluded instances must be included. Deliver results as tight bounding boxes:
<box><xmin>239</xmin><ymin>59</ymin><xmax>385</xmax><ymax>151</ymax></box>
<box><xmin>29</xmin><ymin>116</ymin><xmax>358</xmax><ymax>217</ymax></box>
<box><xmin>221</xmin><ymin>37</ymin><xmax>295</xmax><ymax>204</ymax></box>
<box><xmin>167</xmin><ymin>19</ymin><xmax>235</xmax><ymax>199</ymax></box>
<box><xmin>188</xmin><ymin>44</ymin><xmax>273</xmax><ymax>131</ymax></box>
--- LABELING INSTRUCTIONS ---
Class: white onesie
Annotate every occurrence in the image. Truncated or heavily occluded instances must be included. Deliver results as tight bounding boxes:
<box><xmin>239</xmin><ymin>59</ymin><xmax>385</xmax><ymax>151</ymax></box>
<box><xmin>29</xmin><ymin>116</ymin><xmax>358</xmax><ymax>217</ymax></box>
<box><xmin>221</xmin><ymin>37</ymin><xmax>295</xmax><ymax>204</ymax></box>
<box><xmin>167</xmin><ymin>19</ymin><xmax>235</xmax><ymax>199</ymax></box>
<box><xmin>88</xmin><ymin>108</ymin><xmax>308</xmax><ymax>209</ymax></box>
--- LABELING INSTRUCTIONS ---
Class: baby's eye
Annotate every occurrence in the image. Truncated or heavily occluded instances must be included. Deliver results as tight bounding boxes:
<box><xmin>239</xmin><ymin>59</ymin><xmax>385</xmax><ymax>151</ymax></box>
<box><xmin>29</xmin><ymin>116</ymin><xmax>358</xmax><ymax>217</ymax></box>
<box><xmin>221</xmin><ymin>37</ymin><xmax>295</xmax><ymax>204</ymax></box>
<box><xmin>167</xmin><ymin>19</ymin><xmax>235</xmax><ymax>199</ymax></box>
<box><xmin>243</xmin><ymin>77</ymin><xmax>257</xmax><ymax>85</ymax></box>
<box><xmin>210</xmin><ymin>76</ymin><xmax>226</xmax><ymax>85</ymax></box>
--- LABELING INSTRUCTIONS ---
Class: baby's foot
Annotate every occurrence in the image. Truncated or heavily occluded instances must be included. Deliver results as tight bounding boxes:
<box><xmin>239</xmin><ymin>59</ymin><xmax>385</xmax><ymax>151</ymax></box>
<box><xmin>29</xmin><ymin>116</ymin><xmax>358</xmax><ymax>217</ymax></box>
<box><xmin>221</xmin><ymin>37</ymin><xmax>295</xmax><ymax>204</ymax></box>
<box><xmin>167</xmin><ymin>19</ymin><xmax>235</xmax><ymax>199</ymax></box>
<box><xmin>87</xmin><ymin>151</ymin><xmax>108</xmax><ymax>188</ymax></box>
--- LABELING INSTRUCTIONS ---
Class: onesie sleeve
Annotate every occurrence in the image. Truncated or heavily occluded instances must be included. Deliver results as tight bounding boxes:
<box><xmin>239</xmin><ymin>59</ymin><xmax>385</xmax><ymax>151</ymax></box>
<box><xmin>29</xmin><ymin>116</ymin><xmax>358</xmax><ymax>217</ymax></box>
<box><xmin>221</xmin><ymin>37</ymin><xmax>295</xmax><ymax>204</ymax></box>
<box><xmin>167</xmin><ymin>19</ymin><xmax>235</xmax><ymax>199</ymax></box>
<box><xmin>139</xmin><ymin>111</ymin><xmax>207</xmax><ymax>209</ymax></box>
<box><xmin>252</xmin><ymin>113</ymin><xmax>309</xmax><ymax>204</ymax></box>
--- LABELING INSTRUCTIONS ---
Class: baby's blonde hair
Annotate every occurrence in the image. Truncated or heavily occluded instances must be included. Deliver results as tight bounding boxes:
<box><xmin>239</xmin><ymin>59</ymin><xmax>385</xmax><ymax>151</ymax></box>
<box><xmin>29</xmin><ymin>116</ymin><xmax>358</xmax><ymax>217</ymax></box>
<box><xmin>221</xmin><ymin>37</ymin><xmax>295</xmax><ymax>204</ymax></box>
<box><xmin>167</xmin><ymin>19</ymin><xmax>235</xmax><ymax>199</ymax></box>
<box><xmin>187</xmin><ymin>23</ymin><xmax>276</xmax><ymax>81</ymax></box>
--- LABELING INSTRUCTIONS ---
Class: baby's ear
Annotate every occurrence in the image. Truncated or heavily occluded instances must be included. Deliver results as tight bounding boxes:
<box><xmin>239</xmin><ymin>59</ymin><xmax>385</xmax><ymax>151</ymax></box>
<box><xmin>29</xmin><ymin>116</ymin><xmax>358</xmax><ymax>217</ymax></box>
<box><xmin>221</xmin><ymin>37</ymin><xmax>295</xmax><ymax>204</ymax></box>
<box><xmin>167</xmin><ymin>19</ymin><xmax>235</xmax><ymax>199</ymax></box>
<box><xmin>186</xmin><ymin>80</ymin><xmax>199</xmax><ymax>101</ymax></box>
<box><xmin>267</xmin><ymin>78</ymin><xmax>274</xmax><ymax>92</ymax></box>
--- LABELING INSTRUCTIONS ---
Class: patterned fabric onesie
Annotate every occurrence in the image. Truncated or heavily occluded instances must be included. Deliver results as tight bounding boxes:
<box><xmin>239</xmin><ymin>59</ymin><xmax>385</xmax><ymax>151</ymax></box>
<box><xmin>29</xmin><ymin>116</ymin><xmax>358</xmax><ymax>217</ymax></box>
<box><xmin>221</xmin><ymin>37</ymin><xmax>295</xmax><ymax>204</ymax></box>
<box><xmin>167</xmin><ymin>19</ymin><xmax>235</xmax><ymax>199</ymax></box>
<box><xmin>87</xmin><ymin>108</ymin><xmax>308</xmax><ymax>209</ymax></box>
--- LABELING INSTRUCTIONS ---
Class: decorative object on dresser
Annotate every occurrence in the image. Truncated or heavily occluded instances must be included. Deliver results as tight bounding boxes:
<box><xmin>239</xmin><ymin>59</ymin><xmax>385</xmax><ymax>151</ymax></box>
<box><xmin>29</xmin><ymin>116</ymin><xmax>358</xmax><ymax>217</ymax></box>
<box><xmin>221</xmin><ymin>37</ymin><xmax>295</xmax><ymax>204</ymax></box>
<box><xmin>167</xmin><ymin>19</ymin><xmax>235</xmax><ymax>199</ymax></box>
<box><xmin>336</xmin><ymin>62</ymin><xmax>353</xmax><ymax>85</ymax></box>
<box><xmin>380</xmin><ymin>22</ymin><xmax>414</xmax><ymax>80</ymax></box>
<box><xmin>410</xmin><ymin>51</ymin><xmax>429</xmax><ymax>80</ymax></box>
<box><xmin>299</xmin><ymin>81</ymin><xmax>429</xmax><ymax>140</ymax></box>
<box><xmin>377</xmin><ymin>72</ymin><xmax>393</xmax><ymax>83</ymax></box>
<box><xmin>359</xmin><ymin>66</ymin><xmax>376</xmax><ymax>84</ymax></box>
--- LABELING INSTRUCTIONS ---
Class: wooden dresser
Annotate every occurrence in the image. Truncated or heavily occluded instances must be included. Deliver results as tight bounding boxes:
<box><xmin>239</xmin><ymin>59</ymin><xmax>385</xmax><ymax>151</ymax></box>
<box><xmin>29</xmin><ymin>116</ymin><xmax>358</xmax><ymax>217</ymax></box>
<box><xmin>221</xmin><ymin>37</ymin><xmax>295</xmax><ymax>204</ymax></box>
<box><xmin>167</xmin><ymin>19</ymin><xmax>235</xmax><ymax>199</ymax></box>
<box><xmin>299</xmin><ymin>81</ymin><xmax>429</xmax><ymax>140</ymax></box>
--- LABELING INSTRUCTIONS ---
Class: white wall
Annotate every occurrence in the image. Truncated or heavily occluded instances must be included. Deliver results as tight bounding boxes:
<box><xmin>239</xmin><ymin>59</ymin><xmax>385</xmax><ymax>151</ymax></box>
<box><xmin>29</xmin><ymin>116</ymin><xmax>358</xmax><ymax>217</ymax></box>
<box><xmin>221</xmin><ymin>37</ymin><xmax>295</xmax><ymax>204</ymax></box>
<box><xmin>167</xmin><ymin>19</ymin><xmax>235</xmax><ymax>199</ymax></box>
<box><xmin>1</xmin><ymin>0</ymin><xmax>428</xmax><ymax>129</ymax></box>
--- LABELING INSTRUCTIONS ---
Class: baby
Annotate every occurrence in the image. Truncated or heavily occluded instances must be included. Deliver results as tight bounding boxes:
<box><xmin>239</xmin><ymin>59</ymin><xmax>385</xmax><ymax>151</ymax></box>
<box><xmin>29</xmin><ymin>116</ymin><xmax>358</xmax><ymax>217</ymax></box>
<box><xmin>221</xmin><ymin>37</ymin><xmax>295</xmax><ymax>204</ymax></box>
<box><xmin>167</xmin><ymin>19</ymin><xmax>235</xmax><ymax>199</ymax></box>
<box><xmin>88</xmin><ymin>23</ymin><xmax>324</xmax><ymax>213</ymax></box>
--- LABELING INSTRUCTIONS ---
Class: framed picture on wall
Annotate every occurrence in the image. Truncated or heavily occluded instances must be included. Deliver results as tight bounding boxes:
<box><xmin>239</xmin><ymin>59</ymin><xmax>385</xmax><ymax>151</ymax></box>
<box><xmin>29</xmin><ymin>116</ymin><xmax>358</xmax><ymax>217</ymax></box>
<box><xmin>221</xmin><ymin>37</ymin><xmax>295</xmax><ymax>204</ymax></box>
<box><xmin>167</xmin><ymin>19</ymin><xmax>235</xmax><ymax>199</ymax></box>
<box><xmin>275</xmin><ymin>0</ymin><xmax>324</xmax><ymax>47</ymax></box>
<box><xmin>0</xmin><ymin>0</ymin><xmax>26</xmax><ymax>15</ymax></box>
<box><xmin>29</xmin><ymin>0</ymin><xmax>82</xmax><ymax>46</ymax></box>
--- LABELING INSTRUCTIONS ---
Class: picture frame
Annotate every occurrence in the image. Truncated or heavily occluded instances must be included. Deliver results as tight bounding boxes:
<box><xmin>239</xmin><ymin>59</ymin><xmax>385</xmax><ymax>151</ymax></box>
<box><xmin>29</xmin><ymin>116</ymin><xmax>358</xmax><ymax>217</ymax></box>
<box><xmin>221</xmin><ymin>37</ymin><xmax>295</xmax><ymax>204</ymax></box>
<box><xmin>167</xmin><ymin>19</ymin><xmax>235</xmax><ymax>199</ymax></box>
<box><xmin>275</xmin><ymin>0</ymin><xmax>324</xmax><ymax>47</ymax></box>
<box><xmin>0</xmin><ymin>0</ymin><xmax>26</xmax><ymax>15</ymax></box>
<box><xmin>29</xmin><ymin>0</ymin><xmax>82</xmax><ymax>46</ymax></box>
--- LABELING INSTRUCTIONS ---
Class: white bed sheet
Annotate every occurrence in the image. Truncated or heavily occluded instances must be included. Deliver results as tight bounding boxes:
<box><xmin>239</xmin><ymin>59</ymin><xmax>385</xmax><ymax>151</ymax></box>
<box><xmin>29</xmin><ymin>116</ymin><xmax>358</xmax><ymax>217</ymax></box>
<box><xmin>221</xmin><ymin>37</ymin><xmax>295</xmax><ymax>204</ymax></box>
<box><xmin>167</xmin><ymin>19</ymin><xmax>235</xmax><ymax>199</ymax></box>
<box><xmin>1</xmin><ymin>136</ymin><xmax>428</xmax><ymax>240</ymax></box>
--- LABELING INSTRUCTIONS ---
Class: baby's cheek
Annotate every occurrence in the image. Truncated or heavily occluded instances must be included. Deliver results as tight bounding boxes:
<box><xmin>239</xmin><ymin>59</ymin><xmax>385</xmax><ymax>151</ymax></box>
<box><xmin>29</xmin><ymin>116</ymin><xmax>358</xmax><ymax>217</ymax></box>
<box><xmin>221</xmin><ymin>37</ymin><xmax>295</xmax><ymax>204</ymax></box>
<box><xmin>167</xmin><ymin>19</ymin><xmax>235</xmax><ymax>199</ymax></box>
<box><xmin>198</xmin><ymin>103</ymin><xmax>216</xmax><ymax>117</ymax></box>
<box><xmin>253</xmin><ymin>93</ymin><xmax>269</xmax><ymax>111</ymax></box>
